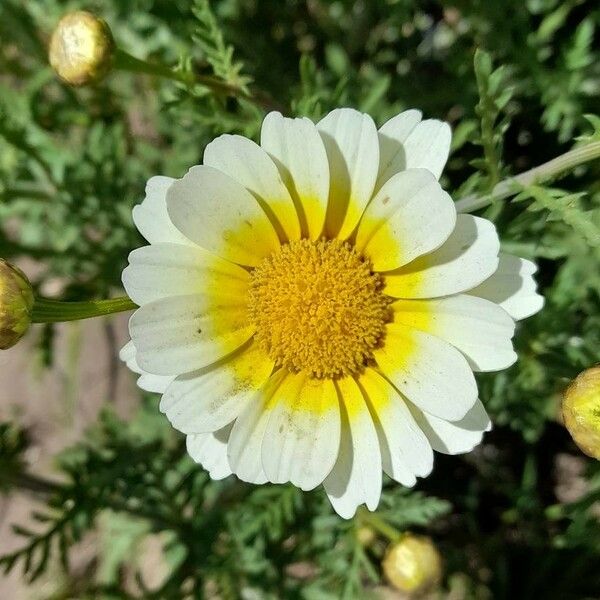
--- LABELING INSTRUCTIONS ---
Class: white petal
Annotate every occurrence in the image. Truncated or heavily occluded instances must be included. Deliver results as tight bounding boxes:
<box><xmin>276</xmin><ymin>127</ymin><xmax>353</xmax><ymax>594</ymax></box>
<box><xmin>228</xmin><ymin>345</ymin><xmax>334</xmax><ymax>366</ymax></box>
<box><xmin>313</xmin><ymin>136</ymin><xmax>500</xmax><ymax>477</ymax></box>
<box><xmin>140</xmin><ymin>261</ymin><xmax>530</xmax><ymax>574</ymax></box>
<box><xmin>260</xmin><ymin>112</ymin><xmax>329</xmax><ymax>240</ymax></box>
<box><xmin>470</xmin><ymin>254</ymin><xmax>544</xmax><ymax>320</ymax></box>
<box><xmin>355</xmin><ymin>168</ymin><xmax>456</xmax><ymax>271</ymax></box>
<box><xmin>129</xmin><ymin>294</ymin><xmax>253</xmax><ymax>376</ymax></box>
<box><xmin>122</xmin><ymin>242</ymin><xmax>250</xmax><ymax>306</ymax></box>
<box><xmin>391</xmin><ymin>295</ymin><xmax>516</xmax><ymax>372</ymax></box>
<box><xmin>317</xmin><ymin>108</ymin><xmax>380</xmax><ymax>239</ymax></box>
<box><xmin>159</xmin><ymin>339</ymin><xmax>274</xmax><ymax>434</ymax></box>
<box><xmin>119</xmin><ymin>340</ymin><xmax>138</xmax><ymax>371</ymax></box>
<box><xmin>374</xmin><ymin>324</ymin><xmax>478</xmax><ymax>421</ymax></box>
<box><xmin>228</xmin><ymin>370</ymin><xmax>287</xmax><ymax>484</ymax></box>
<box><xmin>136</xmin><ymin>374</ymin><xmax>172</xmax><ymax>394</ymax></box>
<box><xmin>409</xmin><ymin>400</ymin><xmax>491</xmax><ymax>455</ymax></box>
<box><xmin>132</xmin><ymin>176</ymin><xmax>194</xmax><ymax>246</ymax></box>
<box><xmin>186</xmin><ymin>424</ymin><xmax>233</xmax><ymax>480</ymax></box>
<box><xmin>377</xmin><ymin>113</ymin><xmax>451</xmax><ymax>184</ymax></box>
<box><xmin>402</xmin><ymin>119</ymin><xmax>451</xmax><ymax>179</ymax></box>
<box><xmin>384</xmin><ymin>214</ymin><xmax>500</xmax><ymax>298</ymax></box>
<box><xmin>376</xmin><ymin>109</ymin><xmax>423</xmax><ymax>191</ymax></box>
<box><xmin>166</xmin><ymin>165</ymin><xmax>280</xmax><ymax>267</ymax></box>
<box><xmin>261</xmin><ymin>373</ymin><xmax>341</xmax><ymax>491</ymax></box>
<box><xmin>324</xmin><ymin>377</ymin><xmax>382</xmax><ymax>519</ymax></box>
<box><xmin>119</xmin><ymin>340</ymin><xmax>173</xmax><ymax>393</ymax></box>
<box><xmin>359</xmin><ymin>369</ymin><xmax>433</xmax><ymax>483</ymax></box>
<box><xmin>203</xmin><ymin>134</ymin><xmax>301</xmax><ymax>241</ymax></box>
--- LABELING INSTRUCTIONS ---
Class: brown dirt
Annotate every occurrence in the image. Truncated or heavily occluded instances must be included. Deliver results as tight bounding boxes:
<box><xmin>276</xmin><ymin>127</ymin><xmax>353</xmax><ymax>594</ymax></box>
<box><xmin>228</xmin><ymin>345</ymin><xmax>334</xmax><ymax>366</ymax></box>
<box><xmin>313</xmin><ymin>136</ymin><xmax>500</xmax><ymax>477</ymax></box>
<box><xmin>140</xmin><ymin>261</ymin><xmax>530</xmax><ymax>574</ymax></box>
<box><xmin>0</xmin><ymin>314</ymin><xmax>139</xmax><ymax>598</ymax></box>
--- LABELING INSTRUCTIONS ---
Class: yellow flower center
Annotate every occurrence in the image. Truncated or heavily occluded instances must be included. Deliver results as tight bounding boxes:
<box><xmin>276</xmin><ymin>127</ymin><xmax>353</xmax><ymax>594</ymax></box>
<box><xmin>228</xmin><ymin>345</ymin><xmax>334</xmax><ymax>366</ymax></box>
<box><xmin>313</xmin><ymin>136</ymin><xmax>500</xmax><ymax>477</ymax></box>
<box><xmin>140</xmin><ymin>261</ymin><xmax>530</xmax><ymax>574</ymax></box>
<box><xmin>248</xmin><ymin>239</ymin><xmax>391</xmax><ymax>379</ymax></box>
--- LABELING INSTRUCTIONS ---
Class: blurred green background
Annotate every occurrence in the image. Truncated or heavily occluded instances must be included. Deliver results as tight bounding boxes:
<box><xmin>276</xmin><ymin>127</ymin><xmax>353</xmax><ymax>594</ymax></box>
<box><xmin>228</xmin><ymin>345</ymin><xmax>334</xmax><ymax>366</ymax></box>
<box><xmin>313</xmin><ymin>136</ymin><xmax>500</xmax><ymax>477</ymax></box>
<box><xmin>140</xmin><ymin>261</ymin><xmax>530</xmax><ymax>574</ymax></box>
<box><xmin>1</xmin><ymin>0</ymin><xmax>600</xmax><ymax>598</ymax></box>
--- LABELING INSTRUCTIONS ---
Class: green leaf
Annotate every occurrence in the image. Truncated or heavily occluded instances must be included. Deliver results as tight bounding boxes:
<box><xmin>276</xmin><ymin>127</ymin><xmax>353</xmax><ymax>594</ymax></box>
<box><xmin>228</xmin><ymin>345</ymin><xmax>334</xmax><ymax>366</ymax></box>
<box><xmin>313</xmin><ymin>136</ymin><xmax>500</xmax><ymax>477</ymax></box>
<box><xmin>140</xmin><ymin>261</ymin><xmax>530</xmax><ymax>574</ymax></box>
<box><xmin>514</xmin><ymin>184</ymin><xmax>600</xmax><ymax>247</ymax></box>
<box><xmin>191</xmin><ymin>0</ymin><xmax>252</xmax><ymax>91</ymax></box>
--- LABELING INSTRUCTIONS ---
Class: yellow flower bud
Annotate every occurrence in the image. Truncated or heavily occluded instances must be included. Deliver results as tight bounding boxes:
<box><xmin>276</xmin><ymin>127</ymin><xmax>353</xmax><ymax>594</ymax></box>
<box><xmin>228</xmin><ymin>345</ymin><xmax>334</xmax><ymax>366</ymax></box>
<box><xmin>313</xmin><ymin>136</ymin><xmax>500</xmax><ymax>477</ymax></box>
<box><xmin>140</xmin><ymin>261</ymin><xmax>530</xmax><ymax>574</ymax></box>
<box><xmin>562</xmin><ymin>367</ymin><xmax>600</xmax><ymax>460</ymax></box>
<box><xmin>382</xmin><ymin>533</ymin><xmax>443</xmax><ymax>596</ymax></box>
<box><xmin>356</xmin><ymin>525</ymin><xmax>376</xmax><ymax>547</ymax></box>
<box><xmin>0</xmin><ymin>260</ymin><xmax>34</xmax><ymax>350</ymax></box>
<box><xmin>48</xmin><ymin>11</ymin><xmax>115</xmax><ymax>86</ymax></box>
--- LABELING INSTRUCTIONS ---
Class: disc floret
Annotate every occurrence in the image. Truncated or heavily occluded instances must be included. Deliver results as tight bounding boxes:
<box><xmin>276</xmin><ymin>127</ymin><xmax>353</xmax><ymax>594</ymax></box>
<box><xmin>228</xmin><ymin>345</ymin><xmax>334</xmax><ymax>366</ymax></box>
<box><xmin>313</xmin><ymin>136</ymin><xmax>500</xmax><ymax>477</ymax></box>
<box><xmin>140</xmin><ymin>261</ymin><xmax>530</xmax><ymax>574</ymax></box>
<box><xmin>249</xmin><ymin>239</ymin><xmax>391</xmax><ymax>379</ymax></box>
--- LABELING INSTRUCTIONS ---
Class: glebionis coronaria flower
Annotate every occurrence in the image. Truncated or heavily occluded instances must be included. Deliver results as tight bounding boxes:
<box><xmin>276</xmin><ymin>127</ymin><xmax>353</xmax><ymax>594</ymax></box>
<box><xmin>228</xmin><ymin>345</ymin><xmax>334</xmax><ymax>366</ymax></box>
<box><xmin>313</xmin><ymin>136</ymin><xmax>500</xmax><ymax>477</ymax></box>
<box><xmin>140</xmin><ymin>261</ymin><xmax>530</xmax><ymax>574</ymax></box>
<box><xmin>120</xmin><ymin>108</ymin><xmax>544</xmax><ymax>518</ymax></box>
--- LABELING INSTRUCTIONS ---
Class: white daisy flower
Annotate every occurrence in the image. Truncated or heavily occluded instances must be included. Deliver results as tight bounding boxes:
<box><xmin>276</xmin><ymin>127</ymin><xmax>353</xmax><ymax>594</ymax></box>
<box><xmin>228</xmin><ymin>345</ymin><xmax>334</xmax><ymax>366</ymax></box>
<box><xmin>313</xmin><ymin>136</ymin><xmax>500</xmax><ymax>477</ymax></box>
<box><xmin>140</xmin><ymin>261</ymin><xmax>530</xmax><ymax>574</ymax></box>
<box><xmin>120</xmin><ymin>108</ymin><xmax>544</xmax><ymax>519</ymax></box>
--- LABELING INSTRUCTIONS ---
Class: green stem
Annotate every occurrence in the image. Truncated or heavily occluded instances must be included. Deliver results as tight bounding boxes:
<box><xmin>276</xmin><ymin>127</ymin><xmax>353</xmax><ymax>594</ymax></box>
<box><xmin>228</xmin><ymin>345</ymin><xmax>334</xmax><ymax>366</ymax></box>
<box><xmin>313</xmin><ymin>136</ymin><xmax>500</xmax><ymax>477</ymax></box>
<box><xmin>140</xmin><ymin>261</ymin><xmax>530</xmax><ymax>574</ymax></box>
<box><xmin>9</xmin><ymin>471</ymin><xmax>62</xmax><ymax>497</ymax></box>
<box><xmin>114</xmin><ymin>48</ymin><xmax>194</xmax><ymax>85</ymax></box>
<box><xmin>357</xmin><ymin>507</ymin><xmax>401</xmax><ymax>542</ymax></box>
<box><xmin>113</xmin><ymin>48</ymin><xmax>282</xmax><ymax>112</ymax></box>
<box><xmin>31</xmin><ymin>296</ymin><xmax>137</xmax><ymax>323</ymax></box>
<box><xmin>1</xmin><ymin>186</ymin><xmax>52</xmax><ymax>202</ymax></box>
<box><xmin>456</xmin><ymin>140</ymin><xmax>600</xmax><ymax>213</ymax></box>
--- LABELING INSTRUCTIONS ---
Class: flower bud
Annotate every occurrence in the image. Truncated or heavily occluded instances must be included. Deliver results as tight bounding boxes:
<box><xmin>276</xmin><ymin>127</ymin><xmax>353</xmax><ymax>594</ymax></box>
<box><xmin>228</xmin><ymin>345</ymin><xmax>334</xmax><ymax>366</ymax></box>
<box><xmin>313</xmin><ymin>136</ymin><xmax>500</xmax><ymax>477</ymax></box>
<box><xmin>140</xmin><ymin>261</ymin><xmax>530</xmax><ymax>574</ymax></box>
<box><xmin>356</xmin><ymin>525</ymin><xmax>376</xmax><ymax>547</ymax></box>
<box><xmin>382</xmin><ymin>533</ymin><xmax>443</xmax><ymax>596</ymax></box>
<box><xmin>562</xmin><ymin>367</ymin><xmax>600</xmax><ymax>460</ymax></box>
<box><xmin>0</xmin><ymin>260</ymin><xmax>34</xmax><ymax>349</ymax></box>
<box><xmin>48</xmin><ymin>11</ymin><xmax>115</xmax><ymax>86</ymax></box>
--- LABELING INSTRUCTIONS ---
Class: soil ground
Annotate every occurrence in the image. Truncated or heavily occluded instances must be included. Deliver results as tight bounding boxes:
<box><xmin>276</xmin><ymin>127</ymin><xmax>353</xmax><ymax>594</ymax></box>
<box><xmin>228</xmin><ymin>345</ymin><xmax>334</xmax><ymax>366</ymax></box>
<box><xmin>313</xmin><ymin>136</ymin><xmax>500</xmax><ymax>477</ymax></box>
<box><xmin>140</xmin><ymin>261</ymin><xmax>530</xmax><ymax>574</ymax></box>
<box><xmin>0</xmin><ymin>315</ymin><xmax>138</xmax><ymax>598</ymax></box>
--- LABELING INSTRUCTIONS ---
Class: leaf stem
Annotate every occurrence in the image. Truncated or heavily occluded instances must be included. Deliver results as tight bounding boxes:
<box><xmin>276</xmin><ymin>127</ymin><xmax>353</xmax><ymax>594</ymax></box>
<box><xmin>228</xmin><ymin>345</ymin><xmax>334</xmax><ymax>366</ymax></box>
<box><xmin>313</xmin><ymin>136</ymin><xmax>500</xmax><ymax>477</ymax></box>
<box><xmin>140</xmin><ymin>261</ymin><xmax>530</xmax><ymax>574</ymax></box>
<box><xmin>31</xmin><ymin>296</ymin><xmax>137</xmax><ymax>323</ymax></box>
<box><xmin>456</xmin><ymin>140</ymin><xmax>600</xmax><ymax>213</ymax></box>
<box><xmin>357</xmin><ymin>507</ymin><xmax>401</xmax><ymax>542</ymax></box>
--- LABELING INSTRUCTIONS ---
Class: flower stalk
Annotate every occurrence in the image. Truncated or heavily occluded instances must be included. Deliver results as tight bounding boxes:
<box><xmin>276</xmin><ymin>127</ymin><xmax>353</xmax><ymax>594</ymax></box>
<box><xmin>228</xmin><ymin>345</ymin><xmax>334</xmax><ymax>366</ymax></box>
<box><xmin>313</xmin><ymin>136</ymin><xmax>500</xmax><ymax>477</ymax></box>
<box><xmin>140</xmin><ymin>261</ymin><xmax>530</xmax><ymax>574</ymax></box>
<box><xmin>456</xmin><ymin>140</ymin><xmax>600</xmax><ymax>213</ymax></box>
<box><xmin>31</xmin><ymin>297</ymin><xmax>137</xmax><ymax>323</ymax></box>
<box><xmin>114</xmin><ymin>49</ymin><xmax>233</xmax><ymax>94</ymax></box>
<box><xmin>356</xmin><ymin>507</ymin><xmax>401</xmax><ymax>542</ymax></box>
<box><xmin>113</xmin><ymin>48</ymin><xmax>283</xmax><ymax>112</ymax></box>
<box><xmin>113</xmin><ymin>49</ymin><xmax>195</xmax><ymax>87</ymax></box>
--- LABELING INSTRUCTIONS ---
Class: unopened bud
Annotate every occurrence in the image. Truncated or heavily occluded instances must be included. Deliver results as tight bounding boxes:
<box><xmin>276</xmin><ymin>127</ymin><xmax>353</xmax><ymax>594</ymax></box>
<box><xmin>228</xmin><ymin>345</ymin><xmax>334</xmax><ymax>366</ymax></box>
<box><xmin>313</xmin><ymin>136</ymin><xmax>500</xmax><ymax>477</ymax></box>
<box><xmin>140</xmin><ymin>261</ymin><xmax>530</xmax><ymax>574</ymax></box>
<box><xmin>382</xmin><ymin>533</ymin><xmax>442</xmax><ymax>596</ymax></box>
<box><xmin>49</xmin><ymin>11</ymin><xmax>115</xmax><ymax>86</ymax></box>
<box><xmin>562</xmin><ymin>367</ymin><xmax>600</xmax><ymax>460</ymax></box>
<box><xmin>356</xmin><ymin>525</ymin><xmax>376</xmax><ymax>547</ymax></box>
<box><xmin>0</xmin><ymin>260</ymin><xmax>34</xmax><ymax>349</ymax></box>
